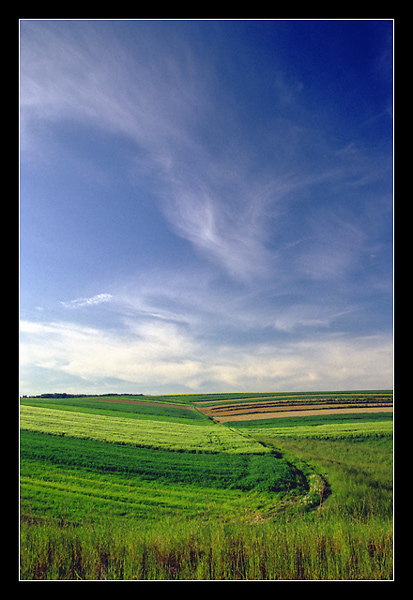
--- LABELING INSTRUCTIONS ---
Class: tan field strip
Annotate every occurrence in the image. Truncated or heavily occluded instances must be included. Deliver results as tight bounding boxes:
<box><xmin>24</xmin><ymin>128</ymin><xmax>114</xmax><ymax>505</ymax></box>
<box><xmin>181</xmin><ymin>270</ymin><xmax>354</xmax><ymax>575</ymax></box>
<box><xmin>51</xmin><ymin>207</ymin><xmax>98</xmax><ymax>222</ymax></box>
<box><xmin>201</xmin><ymin>402</ymin><xmax>392</xmax><ymax>417</ymax></box>
<box><xmin>212</xmin><ymin>406</ymin><xmax>394</xmax><ymax>423</ymax></box>
<box><xmin>195</xmin><ymin>393</ymin><xmax>392</xmax><ymax>406</ymax></box>
<box><xmin>195</xmin><ymin>395</ymin><xmax>294</xmax><ymax>405</ymax></box>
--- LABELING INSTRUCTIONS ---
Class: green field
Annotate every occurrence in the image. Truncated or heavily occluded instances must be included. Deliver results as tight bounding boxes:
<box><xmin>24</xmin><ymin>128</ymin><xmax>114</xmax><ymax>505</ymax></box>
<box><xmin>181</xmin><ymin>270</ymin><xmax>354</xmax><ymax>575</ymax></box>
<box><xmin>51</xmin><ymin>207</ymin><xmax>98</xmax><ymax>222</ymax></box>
<box><xmin>20</xmin><ymin>392</ymin><xmax>393</xmax><ymax>580</ymax></box>
<box><xmin>20</xmin><ymin>405</ymin><xmax>265</xmax><ymax>454</ymax></box>
<box><xmin>246</xmin><ymin>419</ymin><xmax>392</xmax><ymax>440</ymax></box>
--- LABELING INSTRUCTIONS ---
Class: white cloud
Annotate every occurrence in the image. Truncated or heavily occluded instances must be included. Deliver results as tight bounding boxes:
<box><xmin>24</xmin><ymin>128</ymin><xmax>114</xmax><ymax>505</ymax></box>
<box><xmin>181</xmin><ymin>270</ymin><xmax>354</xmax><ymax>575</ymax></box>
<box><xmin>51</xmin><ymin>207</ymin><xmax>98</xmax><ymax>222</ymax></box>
<box><xmin>20</xmin><ymin>316</ymin><xmax>393</xmax><ymax>395</ymax></box>
<box><xmin>60</xmin><ymin>294</ymin><xmax>113</xmax><ymax>309</ymax></box>
<box><xmin>20</xmin><ymin>318</ymin><xmax>199</xmax><ymax>392</ymax></box>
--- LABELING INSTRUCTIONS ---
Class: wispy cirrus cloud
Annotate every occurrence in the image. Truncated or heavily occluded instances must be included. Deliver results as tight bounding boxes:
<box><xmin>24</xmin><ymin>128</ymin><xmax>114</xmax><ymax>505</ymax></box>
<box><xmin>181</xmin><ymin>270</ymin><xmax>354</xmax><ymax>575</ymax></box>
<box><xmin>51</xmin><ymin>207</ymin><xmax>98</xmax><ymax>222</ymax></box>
<box><xmin>60</xmin><ymin>293</ymin><xmax>112</xmax><ymax>309</ymax></box>
<box><xmin>21</xmin><ymin>20</ymin><xmax>355</xmax><ymax>283</ymax></box>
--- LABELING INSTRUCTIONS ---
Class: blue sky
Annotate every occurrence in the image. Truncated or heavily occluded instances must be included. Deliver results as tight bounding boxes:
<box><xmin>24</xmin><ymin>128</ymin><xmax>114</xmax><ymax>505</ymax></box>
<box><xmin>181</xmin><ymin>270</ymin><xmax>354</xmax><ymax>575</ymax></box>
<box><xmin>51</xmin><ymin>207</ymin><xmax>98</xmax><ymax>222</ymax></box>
<box><xmin>20</xmin><ymin>19</ymin><xmax>393</xmax><ymax>395</ymax></box>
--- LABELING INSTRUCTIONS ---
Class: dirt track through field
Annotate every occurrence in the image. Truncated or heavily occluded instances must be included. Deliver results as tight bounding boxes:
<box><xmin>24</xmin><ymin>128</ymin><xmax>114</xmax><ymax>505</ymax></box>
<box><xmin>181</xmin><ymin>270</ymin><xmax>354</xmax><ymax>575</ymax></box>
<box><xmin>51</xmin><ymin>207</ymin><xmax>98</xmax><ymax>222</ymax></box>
<box><xmin>212</xmin><ymin>406</ymin><xmax>394</xmax><ymax>423</ymax></box>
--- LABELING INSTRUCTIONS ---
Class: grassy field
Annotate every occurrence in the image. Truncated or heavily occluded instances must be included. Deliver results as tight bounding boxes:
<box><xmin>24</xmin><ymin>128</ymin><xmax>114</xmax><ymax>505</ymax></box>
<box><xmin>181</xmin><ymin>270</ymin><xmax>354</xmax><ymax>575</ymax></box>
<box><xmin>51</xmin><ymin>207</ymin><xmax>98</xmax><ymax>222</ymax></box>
<box><xmin>20</xmin><ymin>405</ymin><xmax>265</xmax><ymax>454</ymax></box>
<box><xmin>20</xmin><ymin>392</ymin><xmax>393</xmax><ymax>580</ymax></box>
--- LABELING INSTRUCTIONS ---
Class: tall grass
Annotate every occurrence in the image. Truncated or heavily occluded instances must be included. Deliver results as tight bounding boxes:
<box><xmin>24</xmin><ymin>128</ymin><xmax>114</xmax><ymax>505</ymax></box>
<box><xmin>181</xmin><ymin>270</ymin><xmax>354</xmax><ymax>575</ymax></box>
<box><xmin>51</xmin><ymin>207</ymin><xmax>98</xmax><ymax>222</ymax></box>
<box><xmin>267</xmin><ymin>436</ymin><xmax>393</xmax><ymax>521</ymax></box>
<box><xmin>20</xmin><ymin>510</ymin><xmax>392</xmax><ymax>580</ymax></box>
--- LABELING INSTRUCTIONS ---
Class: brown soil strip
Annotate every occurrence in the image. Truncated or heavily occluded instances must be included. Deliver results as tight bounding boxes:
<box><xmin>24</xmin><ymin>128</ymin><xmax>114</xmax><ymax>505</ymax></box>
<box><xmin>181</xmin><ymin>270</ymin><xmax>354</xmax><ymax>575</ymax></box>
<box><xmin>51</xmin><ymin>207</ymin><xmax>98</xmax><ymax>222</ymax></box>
<box><xmin>199</xmin><ymin>402</ymin><xmax>392</xmax><ymax>417</ymax></box>
<box><xmin>195</xmin><ymin>393</ymin><xmax>392</xmax><ymax>406</ymax></box>
<box><xmin>203</xmin><ymin>398</ymin><xmax>392</xmax><ymax>414</ymax></box>
<box><xmin>213</xmin><ymin>406</ymin><xmax>393</xmax><ymax>423</ymax></box>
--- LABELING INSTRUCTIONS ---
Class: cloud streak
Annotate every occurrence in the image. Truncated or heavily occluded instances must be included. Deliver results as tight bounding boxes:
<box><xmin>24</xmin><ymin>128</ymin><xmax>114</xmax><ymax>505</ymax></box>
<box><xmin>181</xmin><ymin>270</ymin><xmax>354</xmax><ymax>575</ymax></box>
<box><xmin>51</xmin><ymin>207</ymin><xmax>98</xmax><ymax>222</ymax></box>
<box><xmin>22</xmin><ymin>20</ymin><xmax>370</xmax><ymax>282</ymax></box>
<box><xmin>60</xmin><ymin>294</ymin><xmax>112</xmax><ymax>309</ymax></box>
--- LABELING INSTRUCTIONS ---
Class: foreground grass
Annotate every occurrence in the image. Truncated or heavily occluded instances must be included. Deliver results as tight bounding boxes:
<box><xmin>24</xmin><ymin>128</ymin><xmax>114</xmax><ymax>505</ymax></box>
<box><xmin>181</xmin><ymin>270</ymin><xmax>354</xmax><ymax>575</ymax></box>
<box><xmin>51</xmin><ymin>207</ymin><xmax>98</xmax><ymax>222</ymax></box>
<box><xmin>20</xmin><ymin>511</ymin><xmax>392</xmax><ymax>580</ymax></box>
<box><xmin>20</xmin><ymin>435</ymin><xmax>393</xmax><ymax>580</ymax></box>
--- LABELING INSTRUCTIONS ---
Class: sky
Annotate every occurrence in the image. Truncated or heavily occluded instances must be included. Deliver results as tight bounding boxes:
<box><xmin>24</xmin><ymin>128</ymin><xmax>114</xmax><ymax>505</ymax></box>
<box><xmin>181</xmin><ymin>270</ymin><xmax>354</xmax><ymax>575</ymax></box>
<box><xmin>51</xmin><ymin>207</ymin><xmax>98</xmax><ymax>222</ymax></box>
<box><xmin>19</xmin><ymin>19</ymin><xmax>393</xmax><ymax>395</ymax></box>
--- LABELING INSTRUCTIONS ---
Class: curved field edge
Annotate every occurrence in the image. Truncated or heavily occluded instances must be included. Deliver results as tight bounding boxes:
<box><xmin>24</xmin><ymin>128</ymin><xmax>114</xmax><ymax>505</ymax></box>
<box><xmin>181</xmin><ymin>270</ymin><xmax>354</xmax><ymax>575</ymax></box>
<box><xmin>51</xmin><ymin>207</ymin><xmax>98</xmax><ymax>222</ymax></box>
<box><xmin>20</xmin><ymin>430</ymin><xmax>309</xmax><ymax>524</ymax></box>
<box><xmin>20</xmin><ymin>430</ymin><xmax>305</xmax><ymax>495</ymax></box>
<box><xmin>20</xmin><ymin>433</ymin><xmax>393</xmax><ymax>580</ymax></box>
<box><xmin>20</xmin><ymin>405</ymin><xmax>267</xmax><ymax>454</ymax></box>
<box><xmin>20</xmin><ymin>460</ymin><xmax>279</xmax><ymax>523</ymax></box>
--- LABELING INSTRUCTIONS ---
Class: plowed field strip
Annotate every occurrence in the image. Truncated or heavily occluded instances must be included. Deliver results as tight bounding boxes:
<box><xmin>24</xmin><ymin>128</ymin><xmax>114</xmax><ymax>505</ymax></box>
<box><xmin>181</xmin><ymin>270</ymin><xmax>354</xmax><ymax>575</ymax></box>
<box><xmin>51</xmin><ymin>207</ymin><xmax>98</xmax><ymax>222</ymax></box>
<box><xmin>213</xmin><ymin>406</ymin><xmax>394</xmax><ymax>423</ymax></box>
<box><xmin>195</xmin><ymin>393</ymin><xmax>392</xmax><ymax>406</ymax></box>
<box><xmin>200</xmin><ymin>402</ymin><xmax>393</xmax><ymax>416</ymax></box>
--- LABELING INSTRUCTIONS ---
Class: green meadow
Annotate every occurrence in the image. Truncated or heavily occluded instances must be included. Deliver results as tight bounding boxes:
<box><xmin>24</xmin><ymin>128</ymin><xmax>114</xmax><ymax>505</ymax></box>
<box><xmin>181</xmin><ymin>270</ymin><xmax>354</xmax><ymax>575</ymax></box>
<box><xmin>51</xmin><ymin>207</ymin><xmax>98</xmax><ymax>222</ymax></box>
<box><xmin>20</xmin><ymin>392</ymin><xmax>393</xmax><ymax>580</ymax></box>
